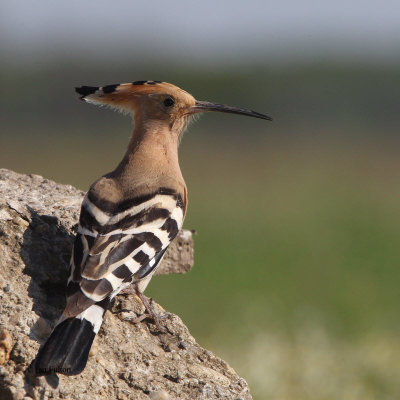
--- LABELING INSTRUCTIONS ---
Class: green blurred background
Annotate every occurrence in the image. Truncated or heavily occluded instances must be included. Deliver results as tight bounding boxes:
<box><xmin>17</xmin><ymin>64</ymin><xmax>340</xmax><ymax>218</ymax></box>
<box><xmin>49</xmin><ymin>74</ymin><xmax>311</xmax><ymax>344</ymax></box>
<box><xmin>1</xmin><ymin>1</ymin><xmax>400</xmax><ymax>398</ymax></box>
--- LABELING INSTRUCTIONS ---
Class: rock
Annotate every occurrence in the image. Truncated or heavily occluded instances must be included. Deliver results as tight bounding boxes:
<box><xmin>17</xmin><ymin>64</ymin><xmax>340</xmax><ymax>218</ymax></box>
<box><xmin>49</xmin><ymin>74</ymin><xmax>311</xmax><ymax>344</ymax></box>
<box><xmin>0</xmin><ymin>329</ymin><xmax>12</xmax><ymax>365</ymax></box>
<box><xmin>0</xmin><ymin>169</ymin><xmax>252</xmax><ymax>400</ymax></box>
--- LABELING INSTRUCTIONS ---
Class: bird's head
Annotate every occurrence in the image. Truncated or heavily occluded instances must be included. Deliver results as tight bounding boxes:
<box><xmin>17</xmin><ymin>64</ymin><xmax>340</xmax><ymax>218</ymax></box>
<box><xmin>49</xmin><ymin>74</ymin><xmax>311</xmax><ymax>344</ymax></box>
<box><xmin>75</xmin><ymin>81</ymin><xmax>271</xmax><ymax>138</ymax></box>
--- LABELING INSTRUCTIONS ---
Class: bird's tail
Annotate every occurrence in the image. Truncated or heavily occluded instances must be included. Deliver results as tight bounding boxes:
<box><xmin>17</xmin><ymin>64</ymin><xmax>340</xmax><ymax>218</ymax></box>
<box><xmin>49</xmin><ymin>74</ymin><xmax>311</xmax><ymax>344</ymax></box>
<box><xmin>34</xmin><ymin>300</ymin><xmax>109</xmax><ymax>376</ymax></box>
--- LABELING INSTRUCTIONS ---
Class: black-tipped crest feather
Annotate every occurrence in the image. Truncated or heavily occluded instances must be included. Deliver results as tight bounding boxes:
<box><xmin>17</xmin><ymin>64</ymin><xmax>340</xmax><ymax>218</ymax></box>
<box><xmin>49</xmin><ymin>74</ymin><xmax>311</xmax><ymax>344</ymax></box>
<box><xmin>75</xmin><ymin>86</ymin><xmax>98</xmax><ymax>98</ymax></box>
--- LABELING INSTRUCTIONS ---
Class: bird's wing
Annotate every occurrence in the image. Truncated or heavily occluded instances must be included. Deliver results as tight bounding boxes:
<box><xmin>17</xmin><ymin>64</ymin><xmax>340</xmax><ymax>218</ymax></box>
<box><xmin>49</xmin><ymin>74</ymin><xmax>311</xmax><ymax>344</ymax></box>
<box><xmin>64</xmin><ymin>190</ymin><xmax>184</xmax><ymax>318</ymax></box>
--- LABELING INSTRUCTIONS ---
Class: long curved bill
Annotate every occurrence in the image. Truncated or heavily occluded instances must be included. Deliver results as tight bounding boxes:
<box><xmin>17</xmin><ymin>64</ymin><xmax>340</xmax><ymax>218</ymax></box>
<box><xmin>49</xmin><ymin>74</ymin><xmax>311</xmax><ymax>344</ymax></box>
<box><xmin>188</xmin><ymin>100</ymin><xmax>272</xmax><ymax>121</ymax></box>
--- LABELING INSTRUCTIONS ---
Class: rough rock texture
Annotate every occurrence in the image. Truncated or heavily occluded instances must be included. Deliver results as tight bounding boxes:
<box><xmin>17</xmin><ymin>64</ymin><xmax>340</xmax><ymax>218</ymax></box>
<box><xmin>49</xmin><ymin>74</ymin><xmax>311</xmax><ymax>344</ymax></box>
<box><xmin>0</xmin><ymin>169</ymin><xmax>252</xmax><ymax>400</ymax></box>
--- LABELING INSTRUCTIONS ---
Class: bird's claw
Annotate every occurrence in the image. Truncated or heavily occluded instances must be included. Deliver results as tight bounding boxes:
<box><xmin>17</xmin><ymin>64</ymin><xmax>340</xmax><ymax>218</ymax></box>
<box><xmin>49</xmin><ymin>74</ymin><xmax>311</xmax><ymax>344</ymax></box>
<box><xmin>121</xmin><ymin>289</ymin><xmax>169</xmax><ymax>333</ymax></box>
<box><xmin>124</xmin><ymin>311</ymin><xmax>169</xmax><ymax>332</ymax></box>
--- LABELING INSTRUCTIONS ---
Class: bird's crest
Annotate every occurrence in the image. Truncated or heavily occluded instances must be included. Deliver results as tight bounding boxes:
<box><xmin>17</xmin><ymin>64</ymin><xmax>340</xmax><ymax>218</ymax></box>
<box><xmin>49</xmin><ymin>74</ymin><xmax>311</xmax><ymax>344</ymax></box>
<box><xmin>75</xmin><ymin>81</ymin><xmax>192</xmax><ymax>114</ymax></box>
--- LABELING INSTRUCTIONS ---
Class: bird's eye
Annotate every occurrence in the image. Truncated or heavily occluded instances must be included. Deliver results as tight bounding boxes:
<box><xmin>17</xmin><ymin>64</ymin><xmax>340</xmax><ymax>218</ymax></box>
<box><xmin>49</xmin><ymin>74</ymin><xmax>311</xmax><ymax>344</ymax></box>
<box><xmin>163</xmin><ymin>97</ymin><xmax>175</xmax><ymax>107</ymax></box>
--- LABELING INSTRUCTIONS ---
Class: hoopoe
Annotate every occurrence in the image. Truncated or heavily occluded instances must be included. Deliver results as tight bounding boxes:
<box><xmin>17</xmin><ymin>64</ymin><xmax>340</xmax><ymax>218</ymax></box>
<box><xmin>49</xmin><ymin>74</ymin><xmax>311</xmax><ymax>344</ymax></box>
<box><xmin>34</xmin><ymin>80</ymin><xmax>271</xmax><ymax>376</ymax></box>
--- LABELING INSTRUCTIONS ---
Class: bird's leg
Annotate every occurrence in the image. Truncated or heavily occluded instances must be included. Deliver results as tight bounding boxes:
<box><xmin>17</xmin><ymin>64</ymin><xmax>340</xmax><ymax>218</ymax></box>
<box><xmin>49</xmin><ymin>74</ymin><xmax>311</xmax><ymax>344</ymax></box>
<box><xmin>137</xmin><ymin>290</ymin><xmax>168</xmax><ymax>332</ymax></box>
<box><xmin>122</xmin><ymin>288</ymin><xmax>168</xmax><ymax>332</ymax></box>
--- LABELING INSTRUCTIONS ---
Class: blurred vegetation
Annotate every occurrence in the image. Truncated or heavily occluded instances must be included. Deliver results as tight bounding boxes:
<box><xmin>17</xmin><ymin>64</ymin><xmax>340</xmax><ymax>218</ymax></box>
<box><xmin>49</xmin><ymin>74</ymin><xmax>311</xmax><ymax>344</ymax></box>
<box><xmin>1</xmin><ymin>60</ymin><xmax>400</xmax><ymax>399</ymax></box>
<box><xmin>2</xmin><ymin>60</ymin><xmax>400</xmax><ymax>136</ymax></box>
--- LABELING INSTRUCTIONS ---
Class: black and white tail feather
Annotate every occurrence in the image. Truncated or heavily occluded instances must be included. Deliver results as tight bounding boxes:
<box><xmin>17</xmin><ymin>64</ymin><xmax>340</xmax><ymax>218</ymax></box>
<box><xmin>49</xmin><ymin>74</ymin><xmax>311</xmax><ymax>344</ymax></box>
<box><xmin>35</xmin><ymin>188</ymin><xmax>184</xmax><ymax>375</ymax></box>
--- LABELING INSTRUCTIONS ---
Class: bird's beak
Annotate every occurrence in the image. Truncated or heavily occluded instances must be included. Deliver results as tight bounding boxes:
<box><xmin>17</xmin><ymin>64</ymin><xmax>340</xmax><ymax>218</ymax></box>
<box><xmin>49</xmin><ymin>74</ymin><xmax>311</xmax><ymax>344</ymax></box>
<box><xmin>187</xmin><ymin>100</ymin><xmax>272</xmax><ymax>121</ymax></box>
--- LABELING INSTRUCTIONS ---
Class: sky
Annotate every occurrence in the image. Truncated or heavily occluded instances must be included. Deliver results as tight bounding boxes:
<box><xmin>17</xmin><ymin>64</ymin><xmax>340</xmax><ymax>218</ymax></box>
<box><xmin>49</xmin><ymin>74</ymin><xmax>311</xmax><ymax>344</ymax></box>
<box><xmin>1</xmin><ymin>0</ymin><xmax>400</xmax><ymax>63</ymax></box>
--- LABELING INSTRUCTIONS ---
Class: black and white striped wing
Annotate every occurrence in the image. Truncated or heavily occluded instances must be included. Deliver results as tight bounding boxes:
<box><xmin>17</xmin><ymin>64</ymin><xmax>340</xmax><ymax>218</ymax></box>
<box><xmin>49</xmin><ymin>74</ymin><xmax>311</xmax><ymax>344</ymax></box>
<box><xmin>64</xmin><ymin>191</ymin><xmax>184</xmax><ymax>317</ymax></box>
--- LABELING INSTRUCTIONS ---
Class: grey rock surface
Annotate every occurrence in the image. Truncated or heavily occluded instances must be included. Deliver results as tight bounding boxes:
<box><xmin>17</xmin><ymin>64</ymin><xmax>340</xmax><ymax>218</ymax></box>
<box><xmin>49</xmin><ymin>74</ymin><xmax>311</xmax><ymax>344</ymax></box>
<box><xmin>0</xmin><ymin>169</ymin><xmax>252</xmax><ymax>400</ymax></box>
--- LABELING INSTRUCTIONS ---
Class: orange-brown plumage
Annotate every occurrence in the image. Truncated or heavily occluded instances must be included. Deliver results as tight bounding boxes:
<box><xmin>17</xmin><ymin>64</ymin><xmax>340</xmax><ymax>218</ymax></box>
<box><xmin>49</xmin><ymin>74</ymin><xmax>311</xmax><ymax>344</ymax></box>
<box><xmin>78</xmin><ymin>81</ymin><xmax>196</xmax><ymax>119</ymax></box>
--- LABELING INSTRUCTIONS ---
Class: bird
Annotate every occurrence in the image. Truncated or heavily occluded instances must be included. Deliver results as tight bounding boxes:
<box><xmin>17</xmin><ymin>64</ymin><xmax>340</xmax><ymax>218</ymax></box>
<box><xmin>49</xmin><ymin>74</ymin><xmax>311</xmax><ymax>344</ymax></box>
<box><xmin>34</xmin><ymin>80</ymin><xmax>271</xmax><ymax>376</ymax></box>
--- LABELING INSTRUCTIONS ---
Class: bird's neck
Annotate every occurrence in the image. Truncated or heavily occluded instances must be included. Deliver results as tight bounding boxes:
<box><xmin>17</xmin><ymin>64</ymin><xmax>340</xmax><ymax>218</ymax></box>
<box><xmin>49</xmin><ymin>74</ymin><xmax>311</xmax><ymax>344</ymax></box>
<box><xmin>112</xmin><ymin>119</ymin><xmax>185</xmax><ymax>193</ymax></box>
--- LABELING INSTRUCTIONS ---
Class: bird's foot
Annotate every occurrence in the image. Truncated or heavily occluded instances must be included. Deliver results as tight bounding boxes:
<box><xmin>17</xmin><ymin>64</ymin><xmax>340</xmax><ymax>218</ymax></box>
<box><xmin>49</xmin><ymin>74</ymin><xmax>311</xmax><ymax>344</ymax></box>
<box><xmin>124</xmin><ymin>312</ymin><xmax>169</xmax><ymax>332</ymax></box>
<box><xmin>123</xmin><ymin>290</ymin><xmax>169</xmax><ymax>333</ymax></box>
